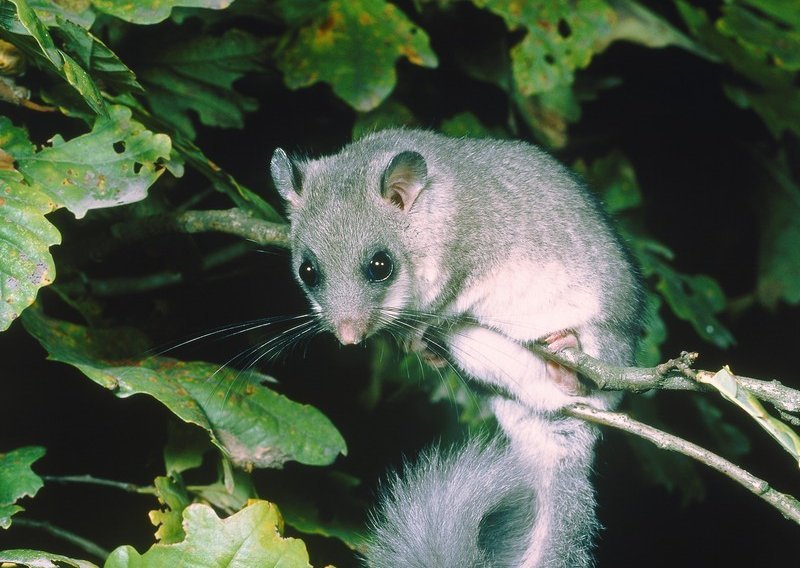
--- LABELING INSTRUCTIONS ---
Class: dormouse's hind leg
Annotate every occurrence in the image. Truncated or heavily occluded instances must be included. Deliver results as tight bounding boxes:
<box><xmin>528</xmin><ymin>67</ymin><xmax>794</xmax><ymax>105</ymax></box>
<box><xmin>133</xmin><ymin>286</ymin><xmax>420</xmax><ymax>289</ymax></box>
<box><xmin>491</xmin><ymin>398</ymin><xmax>598</xmax><ymax>568</ymax></box>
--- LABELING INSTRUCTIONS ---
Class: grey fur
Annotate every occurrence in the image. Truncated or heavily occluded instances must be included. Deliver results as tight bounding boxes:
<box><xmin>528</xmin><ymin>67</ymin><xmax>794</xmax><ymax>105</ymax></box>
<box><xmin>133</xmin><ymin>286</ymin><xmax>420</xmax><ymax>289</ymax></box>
<box><xmin>365</xmin><ymin>436</ymin><xmax>537</xmax><ymax>568</ymax></box>
<box><xmin>271</xmin><ymin>129</ymin><xmax>644</xmax><ymax>567</ymax></box>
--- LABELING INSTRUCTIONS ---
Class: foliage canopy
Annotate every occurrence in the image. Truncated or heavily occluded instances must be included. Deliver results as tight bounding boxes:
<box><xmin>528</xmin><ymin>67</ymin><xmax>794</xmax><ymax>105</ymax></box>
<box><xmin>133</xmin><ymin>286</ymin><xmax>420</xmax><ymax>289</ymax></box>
<box><xmin>0</xmin><ymin>0</ymin><xmax>798</xmax><ymax>565</ymax></box>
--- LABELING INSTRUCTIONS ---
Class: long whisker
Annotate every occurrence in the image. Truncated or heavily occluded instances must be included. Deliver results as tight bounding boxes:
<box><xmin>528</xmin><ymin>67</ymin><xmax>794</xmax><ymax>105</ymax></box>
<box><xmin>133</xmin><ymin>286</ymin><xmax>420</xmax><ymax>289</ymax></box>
<box><xmin>374</xmin><ymin>311</ymin><xmax>484</xmax><ymax>411</ymax></box>
<box><xmin>213</xmin><ymin>318</ymin><xmax>322</xmax><ymax>407</ymax></box>
<box><xmin>148</xmin><ymin>314</ymin><xmax>315</xmax><ymax>358</ymax></box>
<box><xmin>186</xmin><ymin>314</ymin><xmax>317</xmax><ymax>408</ymax></box>
<box><xmin>376</xmin><ymin>307</ymin><xmax>538</xmax><ymax>405</ymax></box>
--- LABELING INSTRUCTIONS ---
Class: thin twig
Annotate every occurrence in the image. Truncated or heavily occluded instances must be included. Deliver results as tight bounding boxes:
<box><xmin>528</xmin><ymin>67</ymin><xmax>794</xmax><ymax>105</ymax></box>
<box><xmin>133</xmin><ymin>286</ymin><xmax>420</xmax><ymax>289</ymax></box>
<box><xmin>565</xmin><ymin>403</ymin><xmax>800</xmax><ymax>525</ymax></box>
<box><xmin>66</xmin><ymin>208</ymin><xmax>289</xmax><ymax>267</ymax></box>
<box><xmin>57</xmin><ymin>241</ymin><xmax>254</xmax><ymax>297</ymax></box>
<box><xmin>11</xmin><ymin>518</ymin><xmax>111</xmax><ymax>560</ymax></box>
<box><xmin>42</xmin><ymin>474</ymin><xmax>156</xmax><ymax>495</ymax></box>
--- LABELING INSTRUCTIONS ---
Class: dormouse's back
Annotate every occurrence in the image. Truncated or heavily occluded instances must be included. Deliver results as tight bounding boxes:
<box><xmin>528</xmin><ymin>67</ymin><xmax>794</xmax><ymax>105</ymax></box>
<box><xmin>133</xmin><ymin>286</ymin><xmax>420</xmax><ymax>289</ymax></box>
<box><xmin>349</xmin><ymin>130</ymin><xmax>627</xmax><ymax>271</ymax></box>
<box><xmin>351</xmin><ymin>129</ymin><xmax>605</xmax><ymax>227</ymax></box>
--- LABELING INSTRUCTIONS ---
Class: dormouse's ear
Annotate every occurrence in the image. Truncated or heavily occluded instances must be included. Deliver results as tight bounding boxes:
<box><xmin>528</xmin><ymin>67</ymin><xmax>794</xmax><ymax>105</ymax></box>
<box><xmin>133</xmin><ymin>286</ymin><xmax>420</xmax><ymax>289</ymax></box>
<box><xmin>381</xmin><ymin>151</ymin><xmax>427</xmax><ymax>211</ymax></box>
<box><xmin>270</xmin><ymin>148</ymin><xmax>303</xmax><ymax>207</ymax></box>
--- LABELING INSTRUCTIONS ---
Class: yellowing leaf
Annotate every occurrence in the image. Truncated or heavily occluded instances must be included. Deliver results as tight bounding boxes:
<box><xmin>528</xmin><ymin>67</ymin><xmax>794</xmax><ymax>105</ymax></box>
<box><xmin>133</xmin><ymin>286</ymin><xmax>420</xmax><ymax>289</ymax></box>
<box><xmin>105</xmin><ymin>500</ymin><xmax>313</xmax><ymax>568</ymax></box>
<box><xmin>0</xmin><ymin>120</ymin><xmax>60</xmax><ymax>332</ymax></box>
<box><xmin>698</xmin><ymin>366</ymin><xmax>800</xmax><ymax>467</ymax></box>
<box><xmin>476</xmin><ymin>0</ymin><xmax>614</xmax><ymax>96</ymax></box>
<box><xmin>277</xmin><ymin>0</ymin><xmax>437</xmax><ymax>111</ymax></box>
<box><xmin>16</xmin><ymin>105</ymin><xmax>171</xmax><ymax>219</ymax></box>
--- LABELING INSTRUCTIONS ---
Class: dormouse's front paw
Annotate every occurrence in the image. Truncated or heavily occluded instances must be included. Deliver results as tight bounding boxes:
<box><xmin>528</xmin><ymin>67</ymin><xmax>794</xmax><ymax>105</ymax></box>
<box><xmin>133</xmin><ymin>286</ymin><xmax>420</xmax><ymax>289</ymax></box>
<box><xmin>541</xmin><ymin>329</ymin><xmax>587</xmax><ymax>396</ymax></box>
<box><xmin>401</xmin><ymin>328</ymin><xmax>448</xmax><ymax>368</ymax></box>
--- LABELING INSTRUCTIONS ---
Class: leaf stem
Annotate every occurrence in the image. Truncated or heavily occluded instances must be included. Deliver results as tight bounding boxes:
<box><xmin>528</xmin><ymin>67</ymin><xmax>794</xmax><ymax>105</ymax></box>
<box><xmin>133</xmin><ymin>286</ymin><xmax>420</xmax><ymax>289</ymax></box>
<box><xmin>11</xmin><ymin>518</ymin><xmax>111</xmax><ymax>560</ymax></box>
<box><xmin>57</xmin><ymin>241</ymin><xmax>254</xmax><ymax>297</ymax></box>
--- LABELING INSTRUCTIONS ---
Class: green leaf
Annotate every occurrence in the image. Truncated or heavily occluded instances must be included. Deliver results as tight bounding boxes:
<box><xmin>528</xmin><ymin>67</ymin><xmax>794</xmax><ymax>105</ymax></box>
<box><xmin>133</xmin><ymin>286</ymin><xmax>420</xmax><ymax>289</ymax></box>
<box><xmin>54</xmin><ymin>17</ymin><xmax>142</xmax><ymax>95</ymax></box>
<box><xmin>734</xmin><ymin>0</ymin><xmax>800</xmax><ymax>29</ymax></box>
<box><xmin>163</xmin><ymin>420</ymin><xmax>211</xmax><ymax>475</ymax></box>
<box><xmin>676</xmin><ymin>1</ymin><xmax>800</xmax><ymax>138</ymax></box>
<box><xmin>656</xmin><ymin>271</ymin><xmax>734</xmax><ymax>349</ymax></box>
<box><xmin>21</xmin><ymin>307</ymin><xmax>347</xmax><ymax>469</ymax></box>
<box><xmin>266</xmin><ymin>470</ymin><xmax>367</xmax><ymax>551</ymax></box>
<box><xmin>3</xmin><ymin>0</ymin><xmax>107</xmax><ymax>115</ymax></box>
<box><xmin>754</xmin><ymin>152</ymin><xmax>800</xmax><ymax>307</ymax></box>
<box><xmin>604</xmin><ymin>0</ymin><xmax>716</xmax><ymax>60</ymax></box>
<box><xmin>440</xmin><ymin>112</ymin><xmax>507</xmax><ymax>139</ymax></box>
<box><xmin>59</xmin><ymin>49</ymin><xmax>106</xmax><ymax>113</ymax></box>
<box><xmin>138</xmin><ymin>29</ymin><xmax>267</xmax><ymax>138</ymax></box>
<box><xmin>149</xmin><ymin>475</ymin><xmax>192</xmax><ymax>544</ymax></box>
<box><xmin>575</xmin><ymin>150</ymin><xmax>642</xmax><ymax>214</ymax></box>
<box><xmin>369</xmin><ymin>337</ymin><xmax>490</xmax><ymax>425</ymax></box>
<box><xmin>634</xmin><ymin>241</ymin><xmax>735</xmax><ymax>349</ymax></box>
<box><xmin>0</xmin><ymin>550</ymin><xmax>98</xmax><ymax>568</ymax></box>
<box><xmin>717</xmin><ymin>1</ymin><xmax>800</xmax><ymax>71</ymax></box>
<box><xmin>17</xmin><ymin>0</ymin><xmax>95</xmax><ymax>29</ymax></box>
<box><xmin>723</xmin><ymin>82</ymin><xmax>800</xmax><ymax>140</ymax></box>
<box><xmin>92</xmin><ymin>0</ymin><xmax>235</xmax><ymax>25</ymax></box>
<box><xmin>190</xmin><ymin>467</ymin><xmax>255</xmax><ymax>515</ymax></box>
<box><xmin>0</xmin><ymin>108</ymin><xmax>170</xmax><ymax>330</ymax></box>
<box><xmin>15</xmin><ymin>105</ymin><xmax>171</xmax><ymax>219</ymax></box>
<box><xmin>0</xmin><ymin>446</ymin><xmax>45</xmax><ymax>528</ymax></box>
<box><xmin>104</xmin><ymin>500</ymin><xmax>313</xmax><ymax>568</ymax></box>
<box><xmin>693</xmin><ymin>397</ymin><xmax>751</xmax><ymax>458</ymax></box>
<box><xmin>352</xmin><ymin>99</ymin><xmax>417</xmax><ymax>141</ymax></box>
<box><xmin>277</xmin><ymin>0</ymin><xmax>438</xmax><ymax>111</ymax></box>
<box><xmin>625</xmin><ymin>397</ymin><xmax>706</xmax><ymax>505</ymax></box>
<box><xmin>477</xmin><ymin>0</ymin><xmax>712</xmax><ymax>97</ymax></box>
<box><xmin>8</xmin><ymin>0</ymin><xmax>60</xmax><ymax>66</ymax></box>
<box><xmin>275</xmin><ymin>0</ymin><xmax>329</xmax><ymax>26</ymax></box>
<box><xmin>0</xmin><ymin>121</ymin><xmax>61</xmax><ymax>332</ymax></box>
<box><xmin>475</xmin><ymin>0</ymin><xmax>616</xmax><ymax>96</ymax></box>
<box><xmin>636</xmin><ymin>292</ymin><xmax>667</xmax><ymax>367</ymax></box>
<box><xmin>157</xmin><ymin>126</ymin><xmax>282</xmax><ymax>221</ymax></box>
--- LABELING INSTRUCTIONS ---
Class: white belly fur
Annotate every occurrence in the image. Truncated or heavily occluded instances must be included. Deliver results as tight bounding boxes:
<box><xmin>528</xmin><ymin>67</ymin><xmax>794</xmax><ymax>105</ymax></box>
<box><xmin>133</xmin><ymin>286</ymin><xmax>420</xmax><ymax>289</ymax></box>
<box><xmin>444</xmin><ymin>258</ymin><xmax>604</xmax><ymax>412</ymax></box>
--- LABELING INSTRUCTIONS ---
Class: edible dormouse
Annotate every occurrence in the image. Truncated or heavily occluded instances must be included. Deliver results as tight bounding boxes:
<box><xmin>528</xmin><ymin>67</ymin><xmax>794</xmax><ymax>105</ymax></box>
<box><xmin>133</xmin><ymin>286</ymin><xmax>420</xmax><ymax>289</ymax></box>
<box><xmin>270</xmin><ymin>128</ymin><xmax>643</xmax><ymax>412</ymax></box>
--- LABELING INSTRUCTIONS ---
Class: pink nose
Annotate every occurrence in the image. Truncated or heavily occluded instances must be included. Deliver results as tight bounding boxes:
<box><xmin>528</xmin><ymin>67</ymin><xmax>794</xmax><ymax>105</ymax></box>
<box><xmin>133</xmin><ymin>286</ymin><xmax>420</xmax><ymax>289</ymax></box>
<box><xmin>336</xmin><ymin>320</ymin><xmax>365</xmax><ymax>345</ymax></box>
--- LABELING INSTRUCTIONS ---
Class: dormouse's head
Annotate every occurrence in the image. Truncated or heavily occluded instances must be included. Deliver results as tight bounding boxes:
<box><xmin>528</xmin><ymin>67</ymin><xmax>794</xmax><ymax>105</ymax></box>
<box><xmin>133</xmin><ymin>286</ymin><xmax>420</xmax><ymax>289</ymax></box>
<box><xmin>270</xmin><ymin>143</ymin><xmax>428</xmax><ymax>345</ymax></box>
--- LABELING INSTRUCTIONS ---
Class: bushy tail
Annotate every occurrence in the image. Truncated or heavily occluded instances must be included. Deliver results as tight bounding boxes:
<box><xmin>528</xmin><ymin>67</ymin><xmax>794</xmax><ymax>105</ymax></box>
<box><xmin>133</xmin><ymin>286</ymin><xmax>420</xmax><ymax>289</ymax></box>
<box><xmin>363</xmin><ymin>435</ymin><xmax>538</xmax><ymax>568</ymax></box>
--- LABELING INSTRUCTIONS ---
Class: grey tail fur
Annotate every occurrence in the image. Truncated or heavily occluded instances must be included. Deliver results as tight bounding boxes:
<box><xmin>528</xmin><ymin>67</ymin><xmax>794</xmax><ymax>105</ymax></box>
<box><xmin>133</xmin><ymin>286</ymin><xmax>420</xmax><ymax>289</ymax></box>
<box><xmin>364</xmin><ymin>428</ymin><xmax>598</xmax><ymax>568</ymax></box>
<box><xmin>365</xmin><ymin>435</ymin><xmax>557</xmax><ymax>568</ymax></box>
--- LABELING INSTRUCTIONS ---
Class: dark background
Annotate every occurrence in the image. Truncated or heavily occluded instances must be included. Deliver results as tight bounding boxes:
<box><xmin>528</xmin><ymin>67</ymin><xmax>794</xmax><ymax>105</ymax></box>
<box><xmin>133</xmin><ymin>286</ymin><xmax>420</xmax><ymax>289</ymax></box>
<box><xmin>2</xmin><ymin>1</ymin><xmax>799</xmax><ymax>566</ymax></box>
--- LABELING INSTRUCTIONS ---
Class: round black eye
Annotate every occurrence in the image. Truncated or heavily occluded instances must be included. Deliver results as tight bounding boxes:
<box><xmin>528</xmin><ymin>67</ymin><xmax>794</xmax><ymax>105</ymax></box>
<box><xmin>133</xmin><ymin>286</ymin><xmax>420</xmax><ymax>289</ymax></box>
<box><xmin>298</xmin><ymin>259</ymin><xmax>319</xmax><ymax>287</ymax></box>
<box><xmin>367</xmin><ymin>251</ymin><xmax>393</xmax><ymax>282</ymax></box>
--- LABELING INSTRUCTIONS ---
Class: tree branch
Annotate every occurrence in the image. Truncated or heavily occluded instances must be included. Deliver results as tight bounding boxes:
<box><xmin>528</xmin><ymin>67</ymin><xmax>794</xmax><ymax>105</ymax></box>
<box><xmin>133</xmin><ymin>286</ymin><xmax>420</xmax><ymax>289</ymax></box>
<box><xmin>565</xmin><ymin>403</ymin><xmax>800</xmax><ymax>525</ymax></box>
<box><xmin>57</xmin><ymin>241</ymin><xmax>254</xmax><ymax>297</ymax></box>
<box><xmin>110</xmin><ymin>208</ymin><xmax>290</xmax><ymax>248</ymax></box>
<box><xmin>528</xmin><ymin>342</ymin><xmax>800</xmax><ymax>416</ymax></box>
<box><xmin>0</xmin><ymin>76</ymin><xmax>56</xmax><ymax>111</ymax></box>
<box><xmin>60</xmin><ymin>209</ymin><xmax>290</xmax><ymax>296</ymax></box>
<box><xmin>522</xmin><ymin>341</ymin><xmax>800</xmax><ymax>523</ymax></box>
